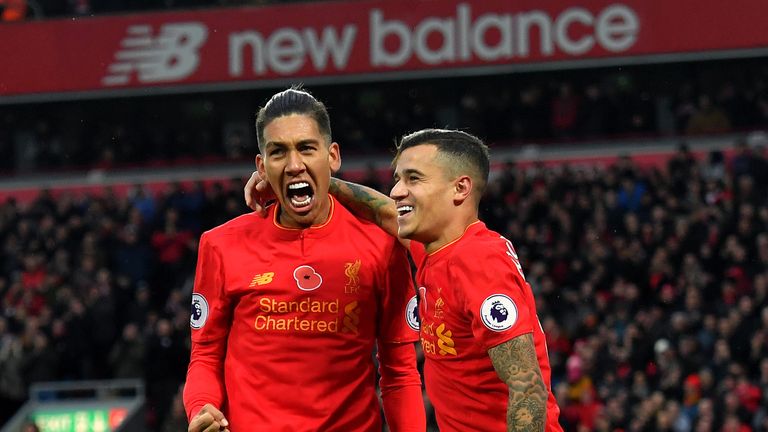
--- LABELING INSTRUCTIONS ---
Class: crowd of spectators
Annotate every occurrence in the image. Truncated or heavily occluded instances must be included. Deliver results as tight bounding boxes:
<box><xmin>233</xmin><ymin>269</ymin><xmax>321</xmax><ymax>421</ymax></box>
<box><xmin>0</xmin><ymin>135</ymin><xmax>766</xmax><ymax>431</ymax></box>
<box><xmin>2</xmin><ymin>59</ymin><xmax>767</xmax><ymax>174</ymax></box>
<box><xmin>0</xmin><ymin>178</ymin><xmax>248</xmax><ymax>430</ymax></box>
<box><xmin>479</xmin><ymin>141</ymin><xmax>768</xmax><ymax>431</ymax></box>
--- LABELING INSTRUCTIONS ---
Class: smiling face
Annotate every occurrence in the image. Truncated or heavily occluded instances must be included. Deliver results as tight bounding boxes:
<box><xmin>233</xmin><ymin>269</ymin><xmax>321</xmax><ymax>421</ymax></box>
<box><xmin>257</xmin><ymin>114</ymin><xmax>341</xmax><ymax>228</ymax></box>
<box><xmin>390</xmin><ymin>144</ymin><xmax>460</xmax><ymax>245</ymax></box>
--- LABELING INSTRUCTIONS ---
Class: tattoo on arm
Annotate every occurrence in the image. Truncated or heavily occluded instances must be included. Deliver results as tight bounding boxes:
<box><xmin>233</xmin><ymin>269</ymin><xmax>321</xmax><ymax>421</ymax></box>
<box><xmin>488</xmin><ymin>333</ymin><xmax>547</xmax><ymax>432</ymax></box>
<box><xmin>329</xmin><ymin>178</ymin><xmax>397</xmax><ymax>235</ymax></box>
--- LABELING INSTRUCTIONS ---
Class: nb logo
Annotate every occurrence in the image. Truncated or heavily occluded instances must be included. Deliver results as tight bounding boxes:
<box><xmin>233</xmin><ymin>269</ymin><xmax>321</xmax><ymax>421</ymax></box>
<box><xmin>103</xmin><ymin>22</ymin><xmax>208</xmax><ymax>86</ymax></box>
<box><xmin>249</xmin><ymin>272</ymin><xmax>275</xmax><ymax>287</ymax></box>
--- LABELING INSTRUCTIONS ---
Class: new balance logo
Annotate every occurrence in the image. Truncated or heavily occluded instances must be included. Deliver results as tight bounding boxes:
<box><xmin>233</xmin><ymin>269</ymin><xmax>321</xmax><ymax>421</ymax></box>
<box><xmin>103</xmin><ymin>22</ymin><xmax>208</xmax><ymax>86</ymax></box>
<box><xmin>250</xmin><ymin>272</ymin><xmax>275</xmax><ymax>287</ymax></box>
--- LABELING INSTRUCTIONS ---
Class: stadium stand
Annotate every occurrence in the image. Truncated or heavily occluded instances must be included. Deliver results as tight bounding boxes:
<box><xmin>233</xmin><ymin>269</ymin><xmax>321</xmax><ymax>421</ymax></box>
<box><xmin>481</xmin><ymin>141</ymin><xmax>768</xmax><ymax>431</ymax></box>
<box><xmin>2</xmin><ymin>60</ymin><xmax>767</xmax><ymax>174</ymax></box>
<box><xmin>0</xmin><ymin>135</ymin><xmax>765</xmax><ymax>431</ymax></box>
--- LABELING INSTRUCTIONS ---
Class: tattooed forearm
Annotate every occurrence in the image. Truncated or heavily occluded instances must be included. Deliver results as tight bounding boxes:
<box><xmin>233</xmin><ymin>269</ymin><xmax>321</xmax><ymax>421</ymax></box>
<box><xmin>488</xmin><ymin>333</ymin><xmax>547</xmax><ymax>432</ymax></box>
<box><xmin>329</xmin><ymin>178</ymin><xmax>398</xmax><ymax>235</ymax></box>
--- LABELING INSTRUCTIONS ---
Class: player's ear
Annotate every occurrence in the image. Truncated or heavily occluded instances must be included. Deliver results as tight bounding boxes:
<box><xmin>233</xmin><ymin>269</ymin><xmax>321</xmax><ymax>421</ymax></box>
<box><xmin>256</xmin><ymin>154</ymin><xmax>265</xmax><ymax>175</ymax></box>
<box><xmin>453</xmin><ymin>175</ymin><xmax>472</xmax><ymax>205</ymax></box>
<box><xmin>328</xmin><ymin>142</ymin><xmax>341</xmax><ymax>173</ymax></box>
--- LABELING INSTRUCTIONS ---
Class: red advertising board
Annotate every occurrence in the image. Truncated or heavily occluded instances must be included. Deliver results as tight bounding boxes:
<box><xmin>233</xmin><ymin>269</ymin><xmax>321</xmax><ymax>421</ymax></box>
<box><xmin>1</xmin><ymin>0</ymin><xmax>766</xmax><ymax>98</ymax></box>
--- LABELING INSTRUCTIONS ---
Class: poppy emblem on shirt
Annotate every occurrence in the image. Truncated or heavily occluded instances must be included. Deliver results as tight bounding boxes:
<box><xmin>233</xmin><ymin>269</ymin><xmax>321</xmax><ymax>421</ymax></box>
<box><xmin>405</xmin><ymin>295</ymin><xmax>420</xmax><ymax>331</ymax></box>
<box><xmin>294</xmin><ymin>265</ymin><xmax>323</xmax><ymax>291</ymax></box>
<box><xmin>190</xmin><ymin>293</ymin><xmax>209</xmax><ymax>330</ymax></box>
<box><xmin>480</xmin><ymin>294</ymin><xmax>518</xmax><ymax>332</ymax></box>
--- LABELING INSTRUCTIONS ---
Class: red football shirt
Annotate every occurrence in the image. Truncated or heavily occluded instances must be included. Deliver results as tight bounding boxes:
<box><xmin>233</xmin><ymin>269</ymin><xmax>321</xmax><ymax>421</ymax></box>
<box><xmin>410</xmin><ymin>221</ymin><xmax>562</xmax><ymax>431</ymax></box>
<box><xmin>184</xmin><ymin>197</ymin><xmax>421</xmax><ymax>432</ymax></box>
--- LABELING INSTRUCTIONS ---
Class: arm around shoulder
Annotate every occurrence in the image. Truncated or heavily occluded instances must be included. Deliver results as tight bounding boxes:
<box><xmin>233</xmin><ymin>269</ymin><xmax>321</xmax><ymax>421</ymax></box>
<box><xmin>329</xmin><ymin>178</ymin><xmax>401</xmax><ymax>240</ymax></box>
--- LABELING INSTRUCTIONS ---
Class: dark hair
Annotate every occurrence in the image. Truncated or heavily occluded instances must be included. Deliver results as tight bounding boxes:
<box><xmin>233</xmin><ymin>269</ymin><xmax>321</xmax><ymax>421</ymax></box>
<box><xmin>396</xmin><ymin>128</ymin><xmax>490</xmax><ymax>195</ymax></box>
<box><xmin>255</xmin><ymin>86</ymin><xmax>331</xmax><ymax>151</ymax></box>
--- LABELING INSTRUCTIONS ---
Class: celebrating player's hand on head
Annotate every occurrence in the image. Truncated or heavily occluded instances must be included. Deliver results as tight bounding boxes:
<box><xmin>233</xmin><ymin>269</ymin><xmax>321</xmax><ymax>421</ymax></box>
<box><xmin>244</xmin><ymin>169</ymin><xmax>274</xmax><ymax>215</ymax></box>
<box><xmin>188</xmin><ymin>404</ymin><xmax>230</xmax><ymax>432</ymax></box>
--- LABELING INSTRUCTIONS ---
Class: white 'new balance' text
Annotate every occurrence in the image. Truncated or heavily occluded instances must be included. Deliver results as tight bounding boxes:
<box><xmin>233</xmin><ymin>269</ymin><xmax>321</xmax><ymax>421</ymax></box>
<box><xmin>370</xmin><ymin>3</ymin><xmax>639</xmax><ymax>67</ymax></box>
<box><xmin>103</xmin><ymin>3</ymin><xmax>639</xmax><ymax>85</ymax></box>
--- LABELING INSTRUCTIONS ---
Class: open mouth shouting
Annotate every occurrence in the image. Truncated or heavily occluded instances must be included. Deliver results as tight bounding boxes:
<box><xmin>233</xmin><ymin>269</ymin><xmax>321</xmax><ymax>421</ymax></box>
<box><xmin>286</xmin><ymin>181</ymin><xmax>315</xmax><ymax>211</ymax></box>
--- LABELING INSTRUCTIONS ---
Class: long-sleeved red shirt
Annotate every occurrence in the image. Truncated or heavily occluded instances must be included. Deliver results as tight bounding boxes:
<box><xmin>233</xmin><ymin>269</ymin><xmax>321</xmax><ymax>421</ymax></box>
<box><xmin>184</xmin><ymin>197</ymin><xmax>424</xmax><ymax>431</ymax></box>
<box><xmin>410</xmin><ymin>221</ymin><xmax>562</xmax><ymax>431</ymax></box>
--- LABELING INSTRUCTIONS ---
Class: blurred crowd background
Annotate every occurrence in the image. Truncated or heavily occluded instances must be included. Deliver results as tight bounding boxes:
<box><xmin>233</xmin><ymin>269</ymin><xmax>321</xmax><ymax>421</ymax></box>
<box><xmin>0</xmin><ymin>140</ymin><xmax>766</xmax><ymax>431</ymax></box>
<box><xmin>2</xmin><ymin>59</ymin><xmax>767</xmax><ymax>173</ymax></box>
<box><xmin>483</xmin><ymin>142</ymin><xmax>768</xmax><ymax>431</ymax></box>
<box><xmin>2</xmin><ymin>0</ymin><xmax>768</xmax><ymax>431</ymax></box>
